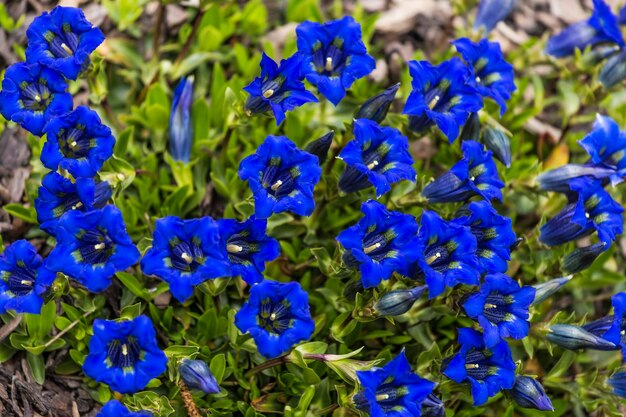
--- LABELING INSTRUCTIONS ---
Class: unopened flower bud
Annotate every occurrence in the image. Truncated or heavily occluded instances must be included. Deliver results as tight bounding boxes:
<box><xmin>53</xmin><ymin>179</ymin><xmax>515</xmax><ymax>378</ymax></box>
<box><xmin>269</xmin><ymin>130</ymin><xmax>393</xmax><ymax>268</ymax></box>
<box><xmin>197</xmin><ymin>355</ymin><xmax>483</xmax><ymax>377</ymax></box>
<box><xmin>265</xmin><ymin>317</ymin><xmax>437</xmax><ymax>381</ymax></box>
<box><xmin>354</xmin><ymin>83</ymin><xmax>400</xmax><ymax>123</ymax></box>
<box><xmin>562</xmin><ymin>243</ymin><xmax>606</xmax><ymax>274</ymax></box>
<box><xmin>510</xmin><ymin>376</ymin><xmax>554</xmax><ymax>411</ymax></box>
<box><xmin>483</xmin><ymin>127</ymin><xmax>511</xmax><ymax>167</ymax></box>
<box><xmin>459</xmin><ymin>112</ymin><xmax>480</xmax><ymax>142</ymax></box>
<box><xmin>600</xmin><ymin>48</ymin><xmax>626</xmax><ymax>89</ymax></box>
<box><xmin>421</xmin><ymin>393</ymin><xmax>445</xmax><ymax>417</ymax></box>
<box><xmin>546</xmin><ymin>324</ymin><xmax>617</xmax><ymax>351</ymax></box>
<box><xmin>608</xmin><ymin>371</ymin><xmax>626</xmax><ymax>398</ymax></box>
<box><xmin>179</xmin><ymin>359</ymin><xmax>220</xmax><ymax>394</ymax></box>
<box><xmin>374</xmin><ymin>286</ymin><xmax>427</xmax><ymax>316</ymax></box>
<box><xmin>532</xmin><ymin>276</ymin><xmax>572</xmax><ymax>305</ymax></box>
<box><xmin>305</xmin><ymin>131</ymin><xmax>334</xmax><ymax>164</ymax></box>
<box><xmin>169</xmin><ymin>76</ymin><xmax>194</xmax><ymax>163</ymax></box>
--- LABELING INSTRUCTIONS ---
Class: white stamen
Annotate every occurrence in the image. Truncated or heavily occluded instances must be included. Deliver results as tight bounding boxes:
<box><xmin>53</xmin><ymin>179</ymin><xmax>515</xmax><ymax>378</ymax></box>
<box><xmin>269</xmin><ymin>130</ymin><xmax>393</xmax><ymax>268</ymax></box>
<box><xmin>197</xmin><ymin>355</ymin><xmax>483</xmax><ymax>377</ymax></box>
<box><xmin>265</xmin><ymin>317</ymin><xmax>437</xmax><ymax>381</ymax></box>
<box><xmin>375</xmin><ymin>394</ymin><xmax>390</xmax><ymax>402</ymax></box>
<box><xmin>470</xmin><ymin>176</ymin><xmax>475</xmax><ymax>181</ymax></box>
<box><xmin>270</xmin><ymin>313</ymin><xmax>277</xmax><ymax>321</ymax></box>
<box><xmin>263</xmin><ymin>89</ymin><xmax>274</xmax><ymax>99</ymax></box>
<box><xmin>367</xmin><ymin>160</ymin><xmax>379</xmax><ymax>170</ymax></box>
<box><xmin>363</xmin><ymin>243</ymin><xmax>381</xmax><ymax>254</ymax></box>
<box><xmin>271</xmin><ymin>180</ymin><xmax>283</xmax><ymax>191</ymax></box>
<box><xmin>94</xmin><ymin>243</ymin><xmax>105</xmax><ymax>250</ymax></box>
<box><xmin>426</xmin><ymin>252</ymin><xmax>441</xmax><ymax>265</ymax></box>
<box><xmin>465</xmin><ymin>364</ymin><xmax>480</xmax><ymax>369</ymax></box>
<box><xmin>585</xmin><ymin>212</ymin><xmax>590</xmax><ymax>219</ymax></box>
<box><xmin>71</xmin><ymin>202</ymin><xmax>83</xmax><ymax>210</ymax></box>
<box><xmin>325</xmin><ymin>57</ymin><xmax>333</xmax><ymax>72</ymax></box>
<box><xmin>122</xmin><ymin>344</ymin><xmax>128</xmax><ymax>356</ymax></box>
<box><xmin>476</xmin><ymin>76</ymin><xmax>481</xmax><ymax>83</ymax></box>
<box><xmin>485</xmin><ymin>303</ymin><xmax>497</xmax><ymax>309</ymax></box>
<box><xmin>34</xmin><ymin>94</ymin><xmax>42</xmax><ymax>102</ymax></box>
<box><xmin>20</xmin><ymin>280</ymin><xmax>33</xmax><ymax>286</ymax></box>
<box><xmin>227</xmin><ymin>244</ymin><xmax>243</xmax><ymax>253</ymax></box>
<box><xmin>61</xmin><ymin>43</ymin><xmax>73</xmax><ymax>55</ymax></box>
<box><xmin>428</xmin><ymin>95</ymin><xmax>440</xmax><ymax>109</ymax></box>
<box><xmin>181</xmin><ymin>252</ymin><xmax>193</xmax><ymax>264</ymax></box>
<box><xmin>69</xmin><ymin>140</ymin><xmax>78</xmax><ymax>148</ymax></box>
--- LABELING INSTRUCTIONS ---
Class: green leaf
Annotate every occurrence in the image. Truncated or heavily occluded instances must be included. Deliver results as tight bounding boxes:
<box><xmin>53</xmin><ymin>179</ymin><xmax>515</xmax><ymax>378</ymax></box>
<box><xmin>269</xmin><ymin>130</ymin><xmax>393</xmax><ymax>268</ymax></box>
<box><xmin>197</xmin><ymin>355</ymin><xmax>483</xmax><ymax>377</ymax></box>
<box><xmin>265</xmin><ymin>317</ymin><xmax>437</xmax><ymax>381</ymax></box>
<box><xmin>26</xmin><ymin>352</ymin><xmax>45</xmax><ymax>385</ymax></box>
<box><xmin>210</xmin><ymin>353</ymin><xmax>226</xmax><ymax>383</ymax></box>
<box><xmin>3</xmin><ymin>204</ymin><xmax>37</xmax><ymax>223</ymax></box>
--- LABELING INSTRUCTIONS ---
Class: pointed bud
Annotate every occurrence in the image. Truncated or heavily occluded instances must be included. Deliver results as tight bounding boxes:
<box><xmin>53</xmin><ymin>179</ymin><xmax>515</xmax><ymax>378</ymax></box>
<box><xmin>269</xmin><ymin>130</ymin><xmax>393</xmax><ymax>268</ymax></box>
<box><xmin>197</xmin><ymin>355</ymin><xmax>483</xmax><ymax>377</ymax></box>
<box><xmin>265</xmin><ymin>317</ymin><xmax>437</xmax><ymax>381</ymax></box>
<box><xmin>354</xmin><ymin>83</ymin><xmax>400</xmax><ymax>123</ymax></box>
<box><xmin>375</xmin><ymin>286</ymin><xmax>427</xmax><ymax>316</ymax></box>
<box><xmin>562</xmin><ymin>243</ymin><xmax>606</xmax><ymax>274</ymax></box>
<box><xmin>581</xmin><ymin>44</ymin><xmax>621</xmax><ymax>67</ymax></box>
<box><xmin>421</xmin><ymin>393</ymin><xmax>445</xmax><ymax>417</ymax></box>
<box><xmin>600</xmin><ymin>48</ymin><xmax>626</xmax><ymax>89</ymax></box>
<box><xmin>532</xmin><ymin>276</ymin><xmax>572</xmax><ymax>305</ymax></box>
<box><xmin>546</xmin><ymin>324</ymin><xmax>617</xmax><ymax>351</ymax></box>
<box><xmin>459</xmin><ymin>112</ymin><xmax>480</xmax><ymax>142</ymax></box>
<box><xmin>537</xmin><ymin>164</ymin><xmax>617</xmax><ymax>192</ymax></box>
<box><xmin>343</xmin><ymin>278</ymin><xmax>365</xmax><ymax>300</ymax></box>
<box><xmin>510</xmin><ymin>376</ymin><xmax>554</xmax><ymax>411</ymax></box>
<box><xmin>474</xmin><ymin>0</ymin><xmax>517</xmax><ymax>33</ymax></box>
<box><xmin>483</xmin><ymin>127</ymin><xmax>511</xmax><ymax>167</ymax></box>
<box><xmin>608</xmin><ymin>371</ymin><xmax>626</xmax><ymax>398</ymax></box>
<box><xmin>305</xmin><ymin>131</ymin><xmax>334</xmax><ymax>164</ymax></box>
<box><xmin>169</xmin><ymin>76</ymin><xmax>194</xmax><ymax>163</ymax></box>
<box><xmin>179</xmin><ymin>359</ymin><xmax>220</xmax><ymax>394</ymax></box>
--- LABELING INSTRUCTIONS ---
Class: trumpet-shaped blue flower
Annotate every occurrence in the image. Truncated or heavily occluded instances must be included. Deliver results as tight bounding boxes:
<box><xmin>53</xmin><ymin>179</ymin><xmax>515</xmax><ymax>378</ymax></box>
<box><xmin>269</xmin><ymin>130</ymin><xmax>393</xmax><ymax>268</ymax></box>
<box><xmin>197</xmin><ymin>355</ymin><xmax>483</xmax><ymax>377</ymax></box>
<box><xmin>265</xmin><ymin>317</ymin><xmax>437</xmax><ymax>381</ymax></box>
<box><xmin>41</xmin><ymin>106</ymin><xmax>115</xmax><ymax>177</ymax></box>
<box><xmin>578</xmin><ymin>114</ymin><xmax>626</xmax><ymax>183</ymax></box>
<box><xmin>509</xmin><ymin>376</ymin><xmax>554</xmax><ymax>411</ymax></box>
<box><xmin>609</xmin><ymin>371</ymin><xmax>626</xmax><ymax>398</ymax></box>
<box><xmin>25</xmin><ymin>6</ymin><xmax>105</xmax><ymax>80</ymax></box>
<box><xmin>474</xmin><ymin>0</ymin><xmax>517</xmax><ymax>33</ymax></box>
<box><xmin>217</xmin><ymin>217</ymin><xmax>280</xmax><ymax>285</ymax></box>
<box><xmin>453</xmin><ymin>201</ymin><xmax>516</xmax><ymax>273</ymax></box>
<box><xmin>410</xmin><ymin>210</ymin><xmax>480</xmax><ymax>298</ymax></box>
<box><xmin>463</xmin><ymin>273</ymin><xmax>536</xmax><ymax>347</ymax></box>
<box><xmin>296</xmin><ymin>16</ymin><xmax>376</xmax><ymax>105</ymax></box>
<box><xmin>244</xmin><ymin>53</ymin><xmax>318</xmax><ymax>125</ymax></box>
<box><xmin>443</xmin><ymin>328</ymin><xmax>516</xmax><ymax>406</ymax></box>
<box><xmin>546</xmin><ymin>0</ymin><xmax>624</xmax><ymax>58</ymax></box>
<box><xmin>97</xmin><ymin>400</ymin><xmax>152</xmax><ymax>417</ymax></box>
<box><xmin>453</xmin><ymin>38</ymin><xmax>516</xmax><ymax>115</ymax></box>
<box><xmin>35</xmin><ymin>172</ymin><xmax>111</xmax><ymax>235</ymax></box>
<box><xmin>45</xmin><ymin>206</ymin><xmax>140</xmax><ymax>292</ymax></box>
<box><xmin>141</xmin><ymin>216</ymin><xmax>230</xmax><ymax>302</ymax></box>
<box><xmin>83</xmin><ymin>315</ymin><xmax>168</xmax><ymax>394</ymax></box>
<box><xmin>169</xmin><ymin>76</ymin><xmax>194</xmax><ymax>162</ymax></box>
<box><xmin>403</xmin><ymin>58</ymin><xmax>483</xmax><ymax>143</ymax></box>
<box><xmin>583</xmin><ymin>292</ymin><xmax>626</xmax><ymax>359</ymax></box>
<box><xmin>234</xmin><ymin>280</ymin><xmax>314</xmax><ymax>358</ymax></box>
<box><xmin>0</xmin><ymin>240</ymin><xmax>56</xmax><ymax>314</ymax></box>
<box><xmin>338</xmin><ymin>119</ymin><xmax>416</xmax><ymax>197</ymax></box>
<box><xmin>539</xmin><ymin>178</ymin><xmax>623</xmax><ymax>246</ymax></box>
<box><xmin>422</xmin><ymin>140</ymin><xmax>504</xmax><ymax>203</ymax></box>
<box><xmin>337</xmin><ymin>200</ymin><xmax>421</xmax><ymax>288</ymax></box>
<box><xmin>353</xmin><ymin>351</ymin><xmax>435</xmax><ymax>417</ymax></box>
<box><xmin>537</xmin><ymin>164</ymin><xmax>620</xmax><ymax>192</ymax></box>
<box><xmin>239</xmin><ymin>135</ymin><xmax>321</xmax><ymax>218</ymax></box>
<box><xmin>0</xmin><ymin>62</ymin><xmax>72</xmax><ymax>136</ymax></box>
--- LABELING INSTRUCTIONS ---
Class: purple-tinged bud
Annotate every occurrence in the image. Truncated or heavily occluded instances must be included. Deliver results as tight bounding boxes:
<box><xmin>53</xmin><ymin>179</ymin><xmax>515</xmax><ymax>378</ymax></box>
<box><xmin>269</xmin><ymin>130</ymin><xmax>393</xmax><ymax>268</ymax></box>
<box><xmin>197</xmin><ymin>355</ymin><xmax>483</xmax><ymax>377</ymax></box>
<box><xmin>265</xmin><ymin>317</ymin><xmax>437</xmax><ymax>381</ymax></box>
<box><xmin>305</xmin><ymin>131</ymin><xmax>334</xmax><ymax>164</ymax></box>
<box><xmin>93</xmin><ymin>181</ymin><xmax>113</xmax><ymax>208</ymax></box>
<box><xmin>582</xmin><ymin>44</ymin><xmax>621</xmax><ymax>67</ymax></box>
<box><xmin>532</xmin><ymin>276</ymin><xmax>572</xmax><ymax>305</ymax></box>
<box><xmin>537</xmin><ymin>164</ymin><xmax>616</xmax><ymax>192</ymax></box>
<box><xmin>608</xmin><ymin>371</ymin><xmax>626</xmax><ymax>398</ymax></box>
<box><xmin>562</xmin><ymin>243</ymin><xmax>607</xmax><ymax>274</ymax></box>
<box><xmin>474</xmin><ymin>0</ymin><xmax>516</xmax><ymax>33</ymax></box>
<box><xmin>354</xmin><ymin>83</ymin><xmax>400</xmax><ymax>124</ymax></box>
<box><xmin>169</xmin><ymin>76</ymin><xmax>194</xmax><ymax>163</ymax></box>
<box><xmin>600</xmin><ymin>48</ymin><xmax>626</xmax><ymax>88</ymax></box>
<box><xmin>483</xmin><ymin>127</ymin><xmax>512</xmax><ymax>167</ymax></box>
<box><xmin>422</xmin><ymin>393</ymin><xmax>445</xmax><ymax>417</ymax></box>
<box><xmin>179</xmin><ymin>359</ymin><xmax>220</xmax><ymax>394</ymax></box>
<box><xmin>510</xmin><ymin>376</ymin><xmax>554</xmax><ymax>411</ymax></box>
<box><xmin>459</xmin><ymin>112</ymin><xmax>480</xmax><ymax>142</ymax></box>
<box><xmin>375</xmin><ymin>286</ymin><xmax>427</xmax><ymax>316</ymax></box>
<box><xmin>546</xmin><ymin>324</ymin><xmax>617</xmax><ymax>351</ymax></box>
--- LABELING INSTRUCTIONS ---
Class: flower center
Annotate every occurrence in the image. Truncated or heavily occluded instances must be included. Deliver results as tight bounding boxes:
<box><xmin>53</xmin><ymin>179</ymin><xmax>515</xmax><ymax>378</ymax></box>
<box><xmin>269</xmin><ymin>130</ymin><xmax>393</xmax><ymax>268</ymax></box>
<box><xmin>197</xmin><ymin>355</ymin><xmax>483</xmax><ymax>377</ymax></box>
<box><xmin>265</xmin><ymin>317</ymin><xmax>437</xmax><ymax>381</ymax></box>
<box><xmin>170</xmin><ymin>240</ymin><xmax>204</xmax><ymax>272</ymax></box>
<box><xmin>4</xmin><ymin>263</ymin><xmax>36</xmax><ymax>297</ymax></box>
<box><xmin>226</xmin><ymin>231</ymin><xmax>257</xmax><ymax>265</ymax></box>
<box><xmin>261</xmin><ymin>158</ymin><xmax>300</xmax><ymax>197</ymax></box>
<box><xmin>424</xmin><ymin>243</ymin><xmax>453</xmax><ymax>270</ymax></box>
<box><xmin>77</xmin><ymin>229</ymin><xmax>114</xmax><ymax>265</ymax></box>
<box><xmin>45</xmin><ymin>29</ymin><xmax>79</xmax><ymax>58</ymax></box>
<box><xmin>19</xmin><ymin>80</ymin><xmax>52</xmax><ymax>111</ymax></box>
<box><xmin>463</xmin><ymin>349</ymin><xmax>491</xmax><ymax>380</ymax></box>
<box><xmin>313</xmin><ymin>40</ymin><xmax>346</xmax><ymax>76</ymax></box>
<box><xmin>362</xmin><ymin>228</ymin><xmax>397</xmax><ymax>261</ymax></box>
<box><xmin>259</xmin><ymin>298</ymin><xmax>293</xmax><ymax>334</ymax></box>
<box><xmin>482</xmin><ymin>293</ymin><xmax>513</xmax><ymax>324</ymax></box>
<box><xmin>58</xmin><ymin>125</ymin><xmax>91</xmax><ymax>159</ymax></box>
<box><xmin>107</xmin><ymin>337</ymin><xmax>142</xmax><ymax>369</ymax></box>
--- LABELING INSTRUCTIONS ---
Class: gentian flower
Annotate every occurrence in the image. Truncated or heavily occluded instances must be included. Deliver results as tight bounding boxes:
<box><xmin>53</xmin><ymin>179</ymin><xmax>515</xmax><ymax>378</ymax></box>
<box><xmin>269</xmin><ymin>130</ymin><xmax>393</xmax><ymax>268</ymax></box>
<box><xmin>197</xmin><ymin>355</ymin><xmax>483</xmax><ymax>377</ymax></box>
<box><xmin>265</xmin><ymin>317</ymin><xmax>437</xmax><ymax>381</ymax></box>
<box><xmin>244</xmin><ymin>53</ymin><xmax>318</xmax><ymax>125</ymax></box>
<box><xmin>354</xmin><ymin>83</ymin><xmax>400</xmax><ymax>123</ymax></box>
<box><xmin>463</xmin><ymin>273</ymin><xmax>536</xmax><ymax>347</ymax></box>
<box><xmin>41</xmin><ymin>106</ymin><xmax>115</xmax><ymax>177</ymax></box>
<box><xmin>410</xmin><ymin>210</ymin><xmax>480</xmax><ymax>297</ymax></box>
<box><xmin>453</xmin><ymin>38</ymin><xmax>516</xmax><ymax>115</ymax></box>
<box><xmin>546</xmin><ymin>323</ymin><xmax>617</xmax><ymax>350</ymax></box>
<box><xmin>179</xmin><ymin>358</ymin><xmax>220</xmax><ymax>394</ymax></box>
<box><xmin>97</xmin><ymin>400</ymin><xmax>152</xmax><ymax>417</ymax></box>
<box><xmin>336</xmin><ymin>200</ymin><xmax>421</xmax><ymax>289</ymax></box>
<box><xmin>421</xmin><ymin>394</ymin><xmax>445</xmax><ymax>417</ymax></box>
<box><xmin>442</xmin><ymin>328</ymin><xmax>516</xmax><ymax>406</ymax></box>
<box><xmin>217</xmin><ymin>216</ymin><xmax>280</xmax><ymax>285</ymax></box>
<box><xmin>45</xmin><ymin>206</ymin><xmax>140</xmax><ymax>292</ymax></box>
<box><xmin>532</xmin><ymin>276</ymin><xmax>572</xmax><ymax>305</ymax></box>
<box><xmin>141</xmin><ymin>216</ymin><xmax>231</xmax><ymax>302</ymax></box>
<box><xmin>583</xmin><ymin>292</ymin><xmax>626</xmax><ymax>359</ymax></box>
<box><xmin>509</xmin><ymin>376</ymin><xmax>554</xmax><ymax>411</ymax></box>
<box><xmin>0</xmin><ymin>240</ymin><xmax>56</xmax><ymax>314</ymax></box>
<box><xmin>403</xmin><ymin>57</ymin><xmax>483</xmax><ymax>143</ymax></box>
<box><xmin>578</xmin><ymin>114</ymin><xmax>626</xmax><ymax>185</ymax></box>
<box><xmin>422</xmin><ymin>140</ymin><xmax>504</xmax><ymax>203</ymax></box>
<box><xmin>599</xmin><ymin>48</ymin><xmax>626</xmax><ymax>88</ymax></box>
<box><xmin>453</xmin><ymin>201</ymin><xmax>516</xmax><ymax>273</ymax></box>
<box><xmin>0</xmin><ymin>62</ymin><xmax>72</xmax><ymax>136</ymax></box>
<box><xmin>374</xmin><ymin>285</ymin><xmax>427</xmax><ymax>317</ymax></box>
<box><xmin>25</xmin><ymin>6</ymin><xmax>105</xmax><ymax>80</ymax></box>
<box><xmin>474</xmin><ymin>0</ymin><xmax>517</xmax><ymax>33</ymax></box>
<box><xmin>483</xmin><ymin>127</ymin><xmax>512</xmax><ymax>167</ymax></box>
<box><xmin>609</xmin><ymin>371</ymin><xmax>626</xmax><ymax>398</ymax></box>
<box><xmin>539</xmin><ymin>178</ymin><xmax>623</xmax><ymax>246</ymax></box>
<box><xmin>234</xmin><ymin>280</ymin><xmax>315</xmax><ymax>358</ymax></box>
<box><xmin>338</xmin><ymin>119</ymin><xmax>416</xmax><ymax>197</ymax></box>
<box><xmin>546</xmin><ymin>0</ymin><xmax>624</xmax><ymax>58</ymax></box>
<box><xmin>238</xmin><ymin>135</ymin><xmax>322</xmax><ymax>218</ymax></box>
<box><xmin>35</xmin><ymin>172</ymin><xmax>111</xmax><ymax>235</ymax></box>
<box><xmin>296</xmin><ymin>16</ymin><xmax>376</xmax><ymax>105</ymax></box>
<box><xmin>83</xmin><ymin>315</ymin><xmax>168</xmax><ymax>394</ymax></box>
<box><xmin>304</xmin><ymin>131</ymin><xmax>334</xmax><ymax>164</ymax></box>
<box><xmin>169</xmin><ymin>76</ymin><xmax>194</xmax><ymax>163</ymax></box>
<box><xmin>353</xmin><ymin>351</ymin><xmax>435</xmax><ymax>417</ymax></box>
<box><xmin>562</xmin><ymin>243</ymin><xmax>606</xmax><ymax>274</ymax></box>
<box><xmin>537</xmin><ymin>164</ymin><xmax>618</xmax><ymax>193</ymax></box>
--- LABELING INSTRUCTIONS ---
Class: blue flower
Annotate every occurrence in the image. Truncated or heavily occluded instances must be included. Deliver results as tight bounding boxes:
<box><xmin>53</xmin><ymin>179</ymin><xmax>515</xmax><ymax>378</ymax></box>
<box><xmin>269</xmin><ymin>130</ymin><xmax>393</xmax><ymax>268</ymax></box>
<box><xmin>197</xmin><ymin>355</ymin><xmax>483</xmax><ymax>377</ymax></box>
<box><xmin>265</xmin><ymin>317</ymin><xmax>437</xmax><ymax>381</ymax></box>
<box><xmin>410</xmin><ymin>210</ymin><xmax>480</xmax><ymax>298</ymax></box>
<box><xmin>35</xmin><ymin>172</ymin><xmax>111</xmax><ymax>235</ymax></box>
<box><xmin>141</xmin><ymin>216</ymin><xmax>231</xmax><ymax>302</ymax></box>
<box><xmin>578</xmin><ymin>114</ymin><xmax>626</xmax><ymax>183</ymax></box>
<box><xmin>422</xmin><ymin>140</ymin><xmax>504</xmax><ymax>203</ymax></box>
<box><xmin>0</xmin><ymin>62</ymin><xmax>72</xmax><ymax>136</ymax></box>
<box><xmin>217</xmin><ymin>217</ymin><xmax>280</xmax><ymax>285</ymax></box>
<box><xmin>547</xmin><ymin>323</ymin><xmax>617</xmax><ymax>350</ymax></box>
<box><xmin>353</xmin><ymin>351</ymin><xmax>435</xmax><ymax>417</ymax></box>
<box><xmin>539</xmin><ymin>178</ymin><xmax>623</xmax><ymax>246</ymax></box>
<box><xmin>546</xmin><ymin>0</ymin><xmax>624</xmax><ymax>58</ymax></box>
<box><xmin>609</xmin><ymin>371</ymin><xmax>626</xmax><ymax>398</ymax></box>
<box><xmin>83</xmin><ymin>315</ymin><xmax>168</xmax><ymax>394</ymax></box>
<box><xmin>97</xmin><ymin>400</ymin><xmax>152</xmax><ymax>417</ymax></box>
<box><xmin>583</xmin><ymin>292</ymin><xmax>626</xmax><ymax>359</ymax></box>
<box><xmin>474</xmin><ymin>0</ymin><xmax>517</xmax><ymax>33</ymax></box>
<box><xmin>453</xmin><ymin>201</ymin><xmax>516</xmax><ymax>274</ymax></box>
<box><xmin>234</xmin><ymin>279</ymin><xmax>315</xmax><ymax>358</ymax></box>
<box><xmin>169</xmin><ymin>76</ymin><xmax>194</xmax><ymax>163</ymax></box>
<box><xmin>25</xmin><ymin>6</ymin><xmax>105</xmax><ymax>80</ymax></box>
<box><xmin>179</xmin><ymin>358</ymin><xmax>221</xmax><ymax>394</ymax></box>
<box><xmin>338</xmin><ymin>119</ymin><xmax>416</xmax><ymax>197</ymax></box>
<box><xmin>422</xmin><ymin>393</ymin><xmax>445</xmax><ymax>417</ymax></box>
<box><xmin>296</xmin><ymin>16</ymin><xmax>376</xmax><ymax>105</ymax></box>
<box><xmin>443</xmin><ymin>328</ymin><xmax>516</xmax><ymax>406</ymax></box>
<box><xmin>453</xmin><ymin>38</ymin><xmax>516</xmax><ymax>115</ymax></box>
<box><xmin>45</xmin><ymin>206</ymin><xmax>140</xmax><ymax>292</ymax></box>
<box><xmin>244</xmin><ymin>53</ymin><xmax>318</xmax><ymax>125</ymax></box>
<box><xmin>336</xmin><ymin>200</ymin><xmax>421</xmax><ymax>289</ymax></box>
<box><xmin>238</xmin><ymin>135</ymin><xmax>322</xmax><ymax>218</ymax></box>
<box><xmin>0</xmin><ymin>240</ymin><xmax>56</xmax><ymax>314</ymax></box>
<box><xmin>354</xmin><ymin>83</ymin><xmax>400</xmax><ymax>123</ymax></box>
<box><xmin>509</xmin><ymin>376</ymin><xmax>554</xmax><ymax>411</ymax></box>
<box><xmin>403</xmin><ymin>58</ymin><xmax>483</xmax><ymax>143</ymax></box>
<box><xmin>304</xmin><ymin>131</ymin><xmax>334</xmax><ymax>164</ymax></box>
<box><xmin>463</xmin><ymin>273</ymin><xmax>536</xmax><ymax>347</ymax></box>
<box><xmin>532</xmin><ymin>276</ymin><xmax>572</xmax><ymax>305</ymax></box>
<box><xmin>537</xmin><ymin>164</ymin><xmax>620</xmax><ymax>193</ymax></box>
<box><xmin>41</xmin><ymin>106</ymin><xmax>115</xmax><ymax>177</ymax></box>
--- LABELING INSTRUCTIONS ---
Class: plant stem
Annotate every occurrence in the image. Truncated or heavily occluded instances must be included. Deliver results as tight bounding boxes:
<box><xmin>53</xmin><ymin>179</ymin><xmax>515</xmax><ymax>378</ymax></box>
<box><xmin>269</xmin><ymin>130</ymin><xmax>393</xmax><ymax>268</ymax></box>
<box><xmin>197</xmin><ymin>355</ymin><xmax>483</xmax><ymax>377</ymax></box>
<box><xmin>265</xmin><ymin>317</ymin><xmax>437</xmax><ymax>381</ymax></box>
<box><xmin>244</xmin><ymin>355</ymin><xmax>289</xmax><ymax>378</ymax></box>
<box><xmin>179</xmin><ymin>380</ymin><xmax>202</xmax><ymax>417</ymax></box>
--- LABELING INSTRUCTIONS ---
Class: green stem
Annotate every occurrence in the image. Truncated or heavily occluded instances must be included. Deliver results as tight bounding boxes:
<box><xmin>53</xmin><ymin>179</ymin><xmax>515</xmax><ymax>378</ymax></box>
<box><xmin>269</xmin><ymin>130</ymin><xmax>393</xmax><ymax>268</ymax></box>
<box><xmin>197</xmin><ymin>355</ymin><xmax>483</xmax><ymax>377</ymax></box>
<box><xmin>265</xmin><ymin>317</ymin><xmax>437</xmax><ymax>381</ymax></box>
<box><xmin>244</xmin><ymin>355</ymin><xmax>289</xmax><ymax>378</ymax></box>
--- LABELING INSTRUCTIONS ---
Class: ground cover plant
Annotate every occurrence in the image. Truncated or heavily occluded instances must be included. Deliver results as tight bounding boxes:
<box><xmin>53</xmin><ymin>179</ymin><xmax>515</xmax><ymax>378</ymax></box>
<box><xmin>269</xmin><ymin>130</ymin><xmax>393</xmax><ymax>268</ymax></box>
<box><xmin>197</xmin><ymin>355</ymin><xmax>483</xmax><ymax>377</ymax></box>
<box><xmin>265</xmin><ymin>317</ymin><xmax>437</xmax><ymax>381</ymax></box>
<box><xmin>2</xmin><ymin>0</ymin><xmax>626</xmax><ymax>416</ymax></box>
